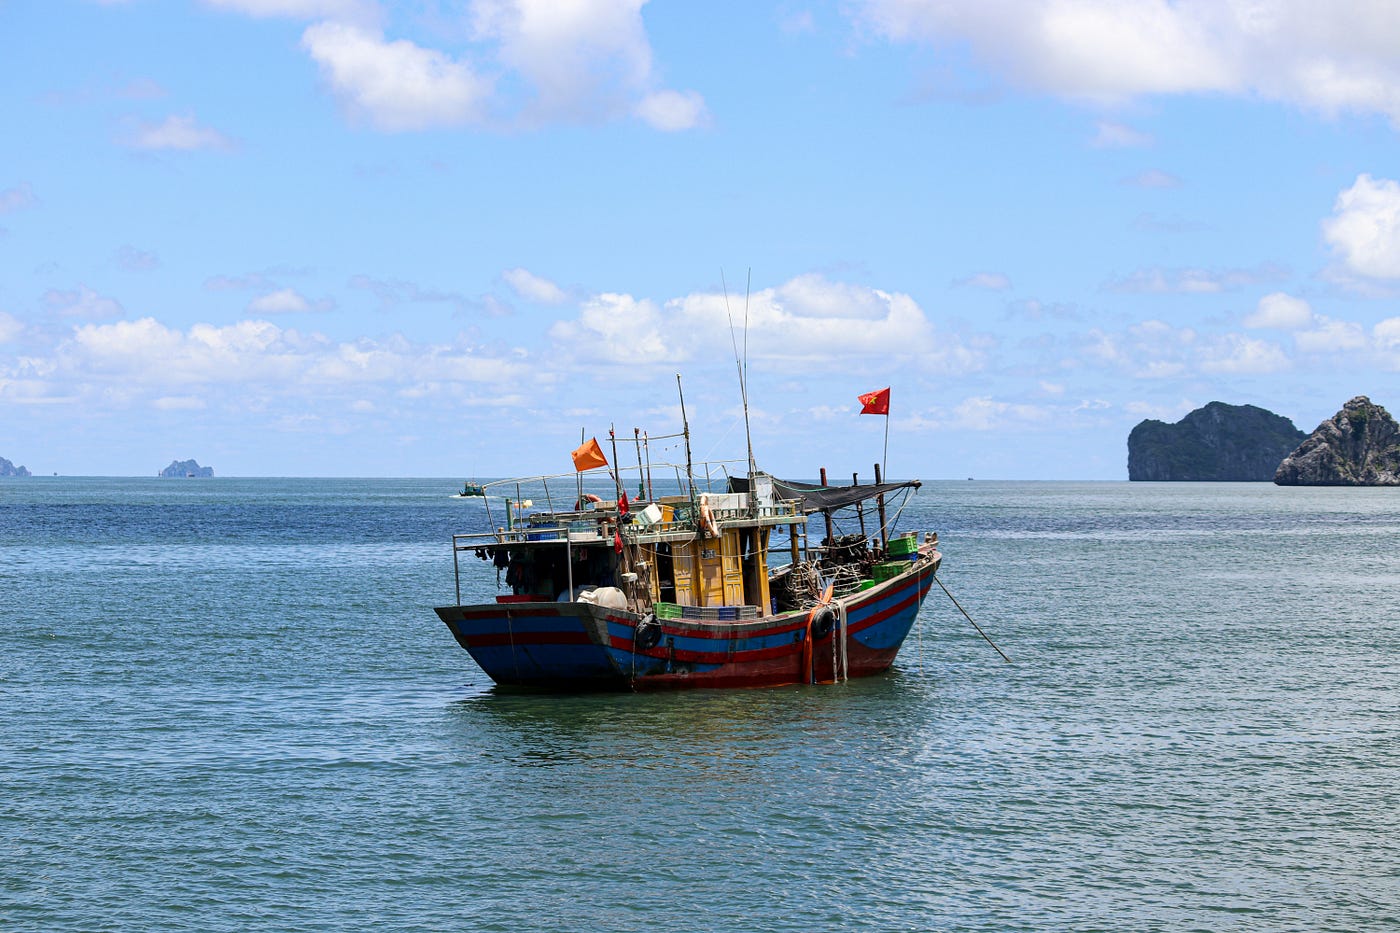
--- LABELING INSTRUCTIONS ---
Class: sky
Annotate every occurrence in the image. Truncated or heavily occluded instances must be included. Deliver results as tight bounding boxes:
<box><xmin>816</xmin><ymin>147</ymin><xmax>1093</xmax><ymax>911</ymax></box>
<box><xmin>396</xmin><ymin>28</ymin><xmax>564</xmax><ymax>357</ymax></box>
<box><xmin>3</xmin><ymin>0</ymin><xmax>1400</xmax><ymax>480</ymax></box>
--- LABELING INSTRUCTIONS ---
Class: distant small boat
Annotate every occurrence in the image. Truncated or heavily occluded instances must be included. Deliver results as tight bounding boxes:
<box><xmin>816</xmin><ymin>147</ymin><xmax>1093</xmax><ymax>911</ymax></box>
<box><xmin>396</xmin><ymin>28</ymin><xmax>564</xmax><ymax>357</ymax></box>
<box><xmin>453</xmin><ymin>481</ymin><xmax>485</xmax><ymax>498</ymax></box>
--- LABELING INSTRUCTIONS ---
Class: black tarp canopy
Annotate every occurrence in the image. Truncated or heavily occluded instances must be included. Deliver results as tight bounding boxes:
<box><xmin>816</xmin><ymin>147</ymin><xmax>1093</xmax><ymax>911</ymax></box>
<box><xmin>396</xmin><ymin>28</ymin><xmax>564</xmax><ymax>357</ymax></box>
<box><xmin>727</xmin><ymin>475</ymin><xmax>920</xmax><ymax>514</ymax></box>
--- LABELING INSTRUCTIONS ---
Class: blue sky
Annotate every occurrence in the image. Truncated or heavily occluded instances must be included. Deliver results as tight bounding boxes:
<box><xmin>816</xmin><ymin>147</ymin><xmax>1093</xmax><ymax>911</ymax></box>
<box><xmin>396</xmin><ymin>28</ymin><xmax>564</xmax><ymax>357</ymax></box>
<box><xmin>3</xmin><ymin>0</ymin><xmax>1399</xmax><ymax>479</ymax></box>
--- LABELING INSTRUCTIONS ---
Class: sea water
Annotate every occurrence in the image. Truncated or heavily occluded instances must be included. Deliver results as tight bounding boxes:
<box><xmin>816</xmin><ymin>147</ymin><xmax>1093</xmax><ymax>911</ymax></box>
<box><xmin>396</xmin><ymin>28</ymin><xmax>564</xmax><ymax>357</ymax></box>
<box><xmin>3</xmin><ymin>478</ymin><xmax>1398</xmax><ymax>932</ymax></box>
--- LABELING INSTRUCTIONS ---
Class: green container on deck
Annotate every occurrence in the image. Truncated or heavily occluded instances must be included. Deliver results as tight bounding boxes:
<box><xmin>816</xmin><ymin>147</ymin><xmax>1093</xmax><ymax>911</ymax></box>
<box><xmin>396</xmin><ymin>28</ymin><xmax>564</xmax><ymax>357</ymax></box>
<box><xmin>871</xmin><ymin>561</ymin><xmax>907</xmax><ymax>582</ymax></box>
<box><xmin>887</xmin><ymin>533</ymin><xmax>918</xmax><ymax>557</ymax></box>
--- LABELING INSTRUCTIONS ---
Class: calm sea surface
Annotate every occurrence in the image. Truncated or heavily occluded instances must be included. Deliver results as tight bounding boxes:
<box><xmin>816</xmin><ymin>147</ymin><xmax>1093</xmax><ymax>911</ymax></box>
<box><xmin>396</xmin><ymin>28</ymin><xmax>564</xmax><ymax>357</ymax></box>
<box><xmin>3</xmin><ymin>478</ymin><xmax>1398</xmax><ymax>931</ymax></box>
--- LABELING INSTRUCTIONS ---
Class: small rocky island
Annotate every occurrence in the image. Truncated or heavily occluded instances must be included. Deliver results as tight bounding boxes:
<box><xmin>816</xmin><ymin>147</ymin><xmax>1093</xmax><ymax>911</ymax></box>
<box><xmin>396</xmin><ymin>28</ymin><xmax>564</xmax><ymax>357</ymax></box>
<box><xmin>159</xmin><ymin>459</ymin><xmax>214</xmax><ymax>478</ymax></box>
<box><xmin>1274</xmin><ymin>396</ymin><xmax>1400</xmax><ymax>486</ymax></box>
<box><xmin>1128</xmin><ymin>402</ymin><xmax>1306</xmax><ymax>481</ymax></box>
<box><xmin>1</xmin><ymin>455</ymin><xmax>32</xmax><ymax>477</ymax></box>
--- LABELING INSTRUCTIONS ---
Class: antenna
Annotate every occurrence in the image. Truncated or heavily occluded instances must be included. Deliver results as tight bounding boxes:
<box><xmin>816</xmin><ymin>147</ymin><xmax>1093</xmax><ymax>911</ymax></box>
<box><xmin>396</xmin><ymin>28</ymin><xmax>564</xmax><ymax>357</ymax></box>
<box><xmin>677</xmin><ymin>373</ymin><xmax>695</xmax><ymax>503</ymax></box>
<box><xmin>721</xmin><ymin>268</ymin><xmax>758</xmax><ymax>504</ymax></box>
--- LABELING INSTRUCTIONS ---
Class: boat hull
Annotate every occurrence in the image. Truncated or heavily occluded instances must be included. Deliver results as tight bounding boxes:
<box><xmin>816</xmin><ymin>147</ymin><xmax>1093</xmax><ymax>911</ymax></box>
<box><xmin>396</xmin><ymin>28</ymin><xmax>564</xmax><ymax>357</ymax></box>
<box><xmin>435</xmin><ymin>549</ymin><xmax>940</xmax><ymax>690</ymax></box>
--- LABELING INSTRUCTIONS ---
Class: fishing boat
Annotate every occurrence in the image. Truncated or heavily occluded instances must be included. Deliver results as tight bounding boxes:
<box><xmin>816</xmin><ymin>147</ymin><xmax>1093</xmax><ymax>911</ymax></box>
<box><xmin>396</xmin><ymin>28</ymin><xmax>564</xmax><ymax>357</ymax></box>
<box><xmin>434</xmin><ymin>426</ymin><xmax>941</xmax><ymax>690</ymax></box>
<box><xmin>453</xmin><ymin>480</ymin><xmax>485</xmax><ymax>498</ymax></box>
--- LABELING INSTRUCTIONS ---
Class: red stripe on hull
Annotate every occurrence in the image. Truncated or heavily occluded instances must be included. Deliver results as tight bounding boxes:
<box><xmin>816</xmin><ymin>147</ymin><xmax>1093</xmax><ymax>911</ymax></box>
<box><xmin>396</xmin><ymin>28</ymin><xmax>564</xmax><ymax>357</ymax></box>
<box><xmin>434</xmin><ymin>551</ymin><xmax>939</xmax><ymax>690</ymax></box>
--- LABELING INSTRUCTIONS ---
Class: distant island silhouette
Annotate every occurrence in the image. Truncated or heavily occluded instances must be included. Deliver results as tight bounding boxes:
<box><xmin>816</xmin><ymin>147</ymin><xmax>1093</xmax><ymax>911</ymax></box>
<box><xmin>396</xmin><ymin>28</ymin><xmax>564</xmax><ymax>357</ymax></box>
<box><xmin>159</xmin><ymin>459</ymin><xmax>214</xmax><ymax>478</ymax></box>
<box><xmin>1128</xmin><ymin>402</ymin><xmax>1304</xmax><ymax>481</ymax></box>
<box><xmin>1</xmin><ymin>455</ymin><xmax>31</xmax><ymax>477</ymax></box>
<box><xmin>1275</xmin><ymin>396</ymin><xmax>1400</xmax><ymax>486</ymax></box>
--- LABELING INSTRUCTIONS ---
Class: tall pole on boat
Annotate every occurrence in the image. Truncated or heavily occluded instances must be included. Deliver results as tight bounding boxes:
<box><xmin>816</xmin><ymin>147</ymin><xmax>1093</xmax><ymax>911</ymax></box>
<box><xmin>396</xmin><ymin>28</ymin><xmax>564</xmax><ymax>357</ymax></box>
<box><xmin>882</xmin><ymin>412</ymin><xmax>890</xmax><ymax>484</ymax></box>
<box><xmin>643</xmin><ymin>431</ymin><xmax>655</xmax><ymax>502</ymax></box>
<box><xmin>577</xmin><ymin>427</ymin><xmax>585</xmax><ymax>510</ymax></box>
<box><xmin>874</xmin><ymin>462</ymin><xmax>889</xmax><ymax>551</ymax></box>
<box><xmin>608</xmin><ymin>425</ymin><xmax>623</xmax><ymax>503</ymax></box>
<box><xmin>723</xmin><ymin>269</ymin><xmax>758</xmax><ymax>514</ymax></box>
<box><xmin>677</xmin><ymin>374</ymin><xmax>695</xmax><ymax>503</ymax></box>
<box><xmin>742</xmin><ymin>270</ymin><xmax>757</xmax><ymax>502</ymax></box>
<box><xmin>819</xmin><ymin>467</ymin><xmax>835</xmax><ymax>546</ymax></box>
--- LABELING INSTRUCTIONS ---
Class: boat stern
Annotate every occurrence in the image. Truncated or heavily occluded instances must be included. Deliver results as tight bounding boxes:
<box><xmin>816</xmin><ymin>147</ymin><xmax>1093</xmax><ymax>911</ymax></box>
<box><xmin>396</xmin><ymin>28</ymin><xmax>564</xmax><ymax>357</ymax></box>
<box><xmin>435</xmin><ymin>600</ymin><xmax>643</xmax><ymax>688</ymax></box>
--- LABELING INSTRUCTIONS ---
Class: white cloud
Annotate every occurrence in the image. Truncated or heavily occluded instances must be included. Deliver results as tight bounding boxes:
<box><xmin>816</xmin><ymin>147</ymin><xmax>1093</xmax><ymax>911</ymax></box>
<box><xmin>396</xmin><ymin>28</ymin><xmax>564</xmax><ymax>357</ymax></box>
<box><xmin>1375</xmin><ymin>317</ymin><xmax>1400</xmax><ymax>352</ymax></box>
<box><xmin>771</xmin><ymin>274</ymin><xmax>893</xmax><ymax>320</ymax></box>
<box><xmin>1322</xmin><ymin>174</ymin><xmax>1400</xmax><ymax>280</ymax></box>
<box><xmin>1124</xmin><ymin>398</ymin><xmax>1200</xmax><ymax>421</ymax></box>
<box><xmin>125</xmin><ymin>114</ymin><xmax>235</xmax><ymax>151</ymax></box>
<box><xmin>1294</xmin><ymin>315</ymin><xmax>1368</xmax><ymax>353</ymax></box>
<box><xmin>1081</xmin><ymin>320</ymin><xmax>1294</xmax><ymax>378</ymax></box>
<box><xmin>0</xmin><ymin>311</ymin><xmax>23</xmax><ymax>343</ymax></box>
<box><xmin>635</xmin><ymin>90</ymin><xmax>708</xmax><ymax>131</ymax></box>
<box><xmin>46</xmin><ymin>319</ymin><xmax>528</xmax><ymax>396</ymax></box>
<box><xmin>546</xmin><ymin>274</ymin><xmax>980</xmax><ymax>374</ymax></box>
<box><xmin>942</xmin><ymin>396</ymin><xmax>1051</xmax><ymax>431</ymax></box>
<box><xmin>855</xmin><ymin>0</ymin><xmax>1233</xmax><ymax>101</ymax></box>
<box><xmin>302</xmin><ymin>22</ymin><xmax>491</xmax><ymax>131</ymax></box>
<box><xmin>502</xmin><ymin>267</ymin><xmax>568</xmax><ymax>304</ymax></box>
<box><xmin>1199</xmin><ymin>334</ymin><xmax>1290</xmax><ymax>373</ymax></box>
<box><xmin>854</xmin><ymin>1</ymin><xmax>1400</xmax><ymax>123</ymax></box>
<box><xmin>43</xmin><ymin>286</ymin><xmax>125</xmax><ymax>320</ymax></box>
<box><xmin>954</xmin><ymin>271</ymin><xmax>1012</xmax><ymax>290</ymax></box>
<box><xmin>206</xmin><ymin>0</ymin><xmax>703</xmax><ymax>133</ymax></box>
<box><xmin>1244</xmin><ymin>292</ymin><xmax>1313</xmax><ymax>329</ymax></box>
<box><xmin>548</xmin><ymin>293</ymin><xmax>675</xmax><ymax>366</ymax></box>
<box><xmin>472</xmin><ymin>0</ymin><xmax>707</xmax><ymax>129</ymax></box>
<box><xmin>8</xmin><ymin>316</ymin><xmax>532</xmax><ymax>411</ymax></box>
<box><xmin>248</xmin><ymin>288</ymin><xmax>311</xmax><ymax>314</ymax></box>
<box><xmin>1104</xmin><ymin>264</ymin><xmax>1286</xmax><ymax>294</ymax></box>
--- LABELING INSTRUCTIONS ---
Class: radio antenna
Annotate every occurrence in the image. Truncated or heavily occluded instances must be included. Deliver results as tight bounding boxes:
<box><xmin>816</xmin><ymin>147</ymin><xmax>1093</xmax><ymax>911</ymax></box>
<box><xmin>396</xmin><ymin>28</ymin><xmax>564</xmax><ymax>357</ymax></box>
<box><xmin>722</xmin><ymin>269</ymin><xmax>758</xmax><ymax>501</ymax></box>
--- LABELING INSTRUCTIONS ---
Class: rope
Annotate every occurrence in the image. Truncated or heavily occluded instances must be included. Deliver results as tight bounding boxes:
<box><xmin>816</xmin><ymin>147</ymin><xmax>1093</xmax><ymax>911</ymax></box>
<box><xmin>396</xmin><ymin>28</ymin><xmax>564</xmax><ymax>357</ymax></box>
<box><xmin>830</xmin><ymin>598</ymin><xmax>838</xmax><ymax>683</ymax></box>
<box><xmin>933</xmin><ymin>572</ymin><xmax>1012</xmax><ymax>664</ymax></box>
<box><xmin>838</xmin><ymin>602</ymin><xmax>848</xmax><ymax>682</ymax></box>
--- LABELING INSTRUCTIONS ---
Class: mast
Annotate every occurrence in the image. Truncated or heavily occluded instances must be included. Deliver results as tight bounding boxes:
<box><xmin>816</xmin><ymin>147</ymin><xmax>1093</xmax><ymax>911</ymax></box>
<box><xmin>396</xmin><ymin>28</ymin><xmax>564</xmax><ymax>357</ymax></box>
<box><xmin>723</xmin><ymin>269</ymin><xmax>758</xmax><ymax>514</ymax></box>
<box><xmin>608</xmin><ymin>425</ymin><xmax>623</xmax><ymax>503</ymax></box>
<box><xmin>677</xmin><ymin>374</ymin><xmax>695</xmax><ymax>503</ymax></box>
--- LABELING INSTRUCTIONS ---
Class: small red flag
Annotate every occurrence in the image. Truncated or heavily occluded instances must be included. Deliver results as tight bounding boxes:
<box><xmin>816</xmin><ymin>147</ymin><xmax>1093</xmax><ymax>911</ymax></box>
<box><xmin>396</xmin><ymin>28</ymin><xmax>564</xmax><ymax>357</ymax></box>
<box><xmin>614</xmin><ymin>530</ymin><xmax>624</xmax><ymax>554</ymax></box>
<box><xmin>858</xmin><ymin>387</ymin><xmax>890</xmax><ymax>416</ymax></box>
<box><xmin>571</xmin><ymin>437</ymin><xmax>608</xmax><ymax>472</ymax></box>
<box><xmin>618</xmin><ymin>491</ymin><xmax>629</xmax><ymax>516</ymax></box>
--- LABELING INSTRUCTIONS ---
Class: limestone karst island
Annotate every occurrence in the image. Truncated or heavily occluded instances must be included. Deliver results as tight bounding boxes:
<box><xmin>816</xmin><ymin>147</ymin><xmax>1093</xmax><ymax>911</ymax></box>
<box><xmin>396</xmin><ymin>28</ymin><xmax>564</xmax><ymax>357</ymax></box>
<box><xmin>1127</xmin><ymin>402</ymin><xmax>1305</xmax><ymax>482</ymax></box>
<box><xmin>1274</xmin><ymin>396</ymin><xmax>1400</xmax><ymax>486</ymax></box>
<box><xmin>159</xmin><ymin>459</ymin><xmax>214</xmax><ymax>478</ymax></box>
<box><xmin>1</xmin><ymin>456</ymin><xmax>31</xmax><ymax>477</ymax></box>
<box><xmin>1128</xmin><ymin>396</ymin><xmax>1400</xmax><ymax>486</ymax></box>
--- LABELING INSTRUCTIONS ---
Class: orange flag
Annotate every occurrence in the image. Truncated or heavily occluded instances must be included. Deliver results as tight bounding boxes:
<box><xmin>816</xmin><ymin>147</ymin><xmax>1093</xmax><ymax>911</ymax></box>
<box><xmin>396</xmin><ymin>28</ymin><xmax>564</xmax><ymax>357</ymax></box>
<box><xmin>858</xmin><ymin>387</ymin><xmax>890</xmax><ymax>415</ymax></box>
<box><xmin>571</xmin><ymin>437</ymin><xmax>608</xmax><ymax>472</ymax></box>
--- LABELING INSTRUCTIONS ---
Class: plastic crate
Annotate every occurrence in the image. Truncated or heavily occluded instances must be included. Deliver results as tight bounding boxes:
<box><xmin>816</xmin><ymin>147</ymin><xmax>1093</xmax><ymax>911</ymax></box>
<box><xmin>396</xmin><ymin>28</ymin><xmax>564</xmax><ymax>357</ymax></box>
<box><xmin>680</xmin><ymin>604</ymin><xmax>759</xmax><ymax>621</ymax></box>
<box><xmin>887</xmin><ymin>533</ymin><xmax>918</xmax><ymax>557</ymax></box>
<box><xmin>871</xmin><ymin>561</ymin><xmax>907</xmax><ymax>582</ymax></box>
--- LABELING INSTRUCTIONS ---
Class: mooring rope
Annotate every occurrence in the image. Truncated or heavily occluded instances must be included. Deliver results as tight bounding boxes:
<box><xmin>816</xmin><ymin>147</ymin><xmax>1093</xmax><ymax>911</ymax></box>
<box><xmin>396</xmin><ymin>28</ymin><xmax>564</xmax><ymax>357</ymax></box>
<box><xmin>830</xmin><ymin>600</ymin><xmax>838</xmax><ymax>683</ymax></box>
<box><xmin>838</xmin><ymin>601</ymin><xmax>848</xmax><ymax>682</ymax></box>
<box><xmin>933</xmin><ymin>572</ymin><xmax>1012</xmax><ymax>664</ymax></box>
